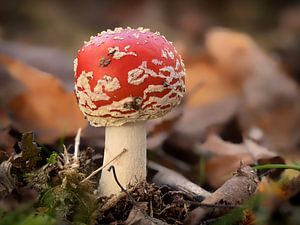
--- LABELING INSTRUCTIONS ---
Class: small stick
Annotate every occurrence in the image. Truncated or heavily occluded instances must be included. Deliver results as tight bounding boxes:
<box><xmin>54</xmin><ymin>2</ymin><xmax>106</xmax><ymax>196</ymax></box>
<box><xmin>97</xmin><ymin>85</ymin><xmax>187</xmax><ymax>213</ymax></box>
<box><xmin>73</xmin><ymin>128</ymin><xmax>82</xmax><ymax>162</ymax></box>
<box><xmin>63</xmin><ymin>144</ymin><xmax>70</xmax><ymax>165</ymax></box>
<box><xmin>184</xmin><ymin>166</ymin><xmax>259</xmax><ymax>225</ymax></box>
<box><xmin>80</xmin><ymin>148</ymin><xmax>127</xmax><ymax>183</ymax></box>
<box><xmin>149</xmin><ymin>161</ymin><xmax>211</xmax><ymax>198</ymax></box>
<box><xmin>175</xmin><ymin>200</ymin><xmax>237</xmax><ymax>209</ymax></box>
<box><xmin>108</xmin><ymin>165</ymin><xmax>131</xmax><ymax>194</ymax></box>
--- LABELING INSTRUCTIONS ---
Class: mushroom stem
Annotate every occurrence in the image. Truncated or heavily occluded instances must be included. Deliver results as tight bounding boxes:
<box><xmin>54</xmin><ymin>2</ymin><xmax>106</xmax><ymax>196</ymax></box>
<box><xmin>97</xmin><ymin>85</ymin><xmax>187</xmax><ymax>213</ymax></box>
<box><xmin>98</xmin><ymin>121</ymin><xmax>147</xmax><ymax>196</ymax></box>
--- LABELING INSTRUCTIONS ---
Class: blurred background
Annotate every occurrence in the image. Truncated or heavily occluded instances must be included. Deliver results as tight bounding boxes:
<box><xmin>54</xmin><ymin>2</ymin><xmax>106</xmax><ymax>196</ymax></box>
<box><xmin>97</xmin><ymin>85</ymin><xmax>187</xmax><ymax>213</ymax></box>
<box><xmin>0</xmin><ymin>0</ymin><xmax>300</xmax><ymax>224</ymax></box>
<box><xmin>1</xmin><ymin>0</ymin><xmax>300</xmax><ymax>64</ymax></box>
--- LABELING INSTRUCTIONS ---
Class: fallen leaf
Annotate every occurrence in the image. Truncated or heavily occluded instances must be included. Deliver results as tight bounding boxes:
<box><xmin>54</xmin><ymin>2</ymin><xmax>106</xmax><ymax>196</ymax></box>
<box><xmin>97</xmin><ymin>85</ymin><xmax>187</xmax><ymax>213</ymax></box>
<box><xmin>184</xmin><ymin>166</ymin><xmax>258</xmax><ymax>225</ymax></box>
<box><xmin>0</xmin><ymin>54</ymin><xmax>87</xmax><ymax>143</ymax></box>
<box><xmin>185</xmin><ymin>57</ymin><xmax>239</xmax><ymax>107</ymax></box>
<box><xmin>201</xmin><ymin>134</ymin><xmax>284</xmax><ymax>188</ymax></box>
<box><xmin>205</xmin><ymin>28</ymin><xmax>300</xmax><ymax>152</ymax></box>
<box><xmin>0</xmin><ymin>40</ymin><xmax>74</xmax><ymax>90</ymax></box>
<box><xmin>0</xmin><ymin>65</ymin><xmax>25</xmax><ymax>107</ymax></box>
<box><xmin>175</xmin><ymin>57</ymin><xmax>240</xmax><ymax>137</ymax></box>
<box><xmin>147</xmin><ymin>105</ymin><xmax>184</xmax><ymax>149</ymax></box>
<box><xmin>125</xmin><ymin>203</ymin><xmax>168</xmax><ymax>225</ymax></box>
<box><xmin>13</xmin><ymin>132</ymin><xmax>42</xmax><ymax>172</ymax></box>
<box><xmin>0</xmin><ymin>160</ymin><xmax>17</xmax><ymax>197</ymax></box>
<box><xmin>205</xmin><ymin>28</ymin><xmax>257</xmax><ymax>80</ymax></box>
<box><xmin>0</xmin><ymin>128</ymin><xmax>16</xmax><ymax>154</ymax></box>
<box><xmin>0</xmin><ymin>110</ymin><xmax>10</xmax><ymax>129</ymax></box>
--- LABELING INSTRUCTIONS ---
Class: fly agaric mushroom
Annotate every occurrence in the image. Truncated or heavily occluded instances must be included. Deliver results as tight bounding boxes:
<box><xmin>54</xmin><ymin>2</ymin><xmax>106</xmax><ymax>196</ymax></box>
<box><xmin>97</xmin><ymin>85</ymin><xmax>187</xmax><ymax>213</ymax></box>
<box><xmin>74</xmin><ymin>27</ymin><xmax>186</xmax><ymax>196</ymax></box>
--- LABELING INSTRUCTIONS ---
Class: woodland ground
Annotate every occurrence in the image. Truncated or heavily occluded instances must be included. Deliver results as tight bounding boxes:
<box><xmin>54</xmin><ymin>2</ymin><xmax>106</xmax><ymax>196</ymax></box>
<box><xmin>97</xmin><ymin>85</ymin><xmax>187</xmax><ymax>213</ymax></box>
<box><xmin>0</xmin><ymin>1</ymin><xmax>300</xmax><ymax>224</ymax></box>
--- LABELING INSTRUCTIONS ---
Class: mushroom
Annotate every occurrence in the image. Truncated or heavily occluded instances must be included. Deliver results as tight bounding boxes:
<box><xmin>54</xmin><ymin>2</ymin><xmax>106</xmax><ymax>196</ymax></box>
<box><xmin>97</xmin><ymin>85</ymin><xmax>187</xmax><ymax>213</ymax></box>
<box><xmin>74</xmin><ymin>27</ymin><xmax>186</xmax><ymax>196</ymax></box>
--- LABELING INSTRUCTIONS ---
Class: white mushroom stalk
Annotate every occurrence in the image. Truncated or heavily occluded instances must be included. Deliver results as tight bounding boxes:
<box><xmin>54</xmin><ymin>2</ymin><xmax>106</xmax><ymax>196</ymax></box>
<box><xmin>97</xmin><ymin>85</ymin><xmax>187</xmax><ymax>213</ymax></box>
<box><xmin>98</xmin><ymin>121</ymin><xmax>146</xmax><ymax>195</ymax></box>
<box><xmin>74</xmin><ymin>27</ymin><xmax>186</xmax><ymax>197</ymax></box>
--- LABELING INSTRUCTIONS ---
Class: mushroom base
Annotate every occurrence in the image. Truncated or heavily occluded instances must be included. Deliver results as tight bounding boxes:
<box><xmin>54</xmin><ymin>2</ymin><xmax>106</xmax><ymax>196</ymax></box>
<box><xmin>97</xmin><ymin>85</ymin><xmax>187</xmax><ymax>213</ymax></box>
<box><xmin>98</xmin><ymin>121</ymin><xmax>147</xmax><ymax>196</ymax></box>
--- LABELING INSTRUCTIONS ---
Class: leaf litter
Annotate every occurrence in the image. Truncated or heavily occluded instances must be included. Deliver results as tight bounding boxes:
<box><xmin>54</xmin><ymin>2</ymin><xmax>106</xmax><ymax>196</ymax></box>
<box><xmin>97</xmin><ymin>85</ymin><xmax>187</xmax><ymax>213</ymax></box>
<box><xmin>0</xmin><ymin>25</ymin><xmax>299</xmax><ymax>225</ymax></box>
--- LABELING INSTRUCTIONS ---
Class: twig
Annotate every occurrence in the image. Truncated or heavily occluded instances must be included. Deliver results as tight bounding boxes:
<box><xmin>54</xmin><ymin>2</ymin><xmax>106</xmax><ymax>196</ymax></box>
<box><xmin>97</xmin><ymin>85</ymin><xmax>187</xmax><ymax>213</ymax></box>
<box><xmin>80</xmin><ymin>148</ymin><xmax>127</xmax><ymax>183</ymax></box>
<box><xmin>149</xmin><ymin>161</ymin><xmax>211</xmax><ymax>198</ymax></box>
<box><xmin>150</xmin><ymin>199</ymin><xmax>153</xmax><ymax>217</ymax></box>
<box><xmin>158</xmin><ymin>205</ymin><xmax>174</xmax><ymax>216</ymax></box>
<box><xmin>73</xmin><ymin>128</ymin><xmax>82</xmax><ymax>162</ymax></box>
<box><xmin>108</xmin><ymin>165</ymin><xmax>131</xmax><ymax>195</ymax></box>
<box><xmin>184</xmin><ymin>166</ymin><xmax>259</xmax><ymax>225</ymax></box>
<box><xmin>199</xmin><ymin>218</ymin><xmax>217</xmax><ymax>225</ymax></box>
<box><xmin>175</xmin><ymin>200</ymin><xmax>237</xmax><ymax>209</ymax></box>
<box><xmin>63</xmin><ymin>144</ymin><xmax>70</xmax><ymax>165</ymax></box>
<box><xmin>257</xmin><ymin>168</ymin><xmax>276</xmax><ymax>178</ymax></box>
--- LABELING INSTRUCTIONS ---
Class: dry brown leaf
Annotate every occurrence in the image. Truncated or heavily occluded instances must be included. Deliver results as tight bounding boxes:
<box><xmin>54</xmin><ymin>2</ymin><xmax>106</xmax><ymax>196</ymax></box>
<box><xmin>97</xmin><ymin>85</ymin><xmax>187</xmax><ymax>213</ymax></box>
<box><xmin>239</xmin><ymin>101</ymin><xmax>300</xmax><ymax>152</ymax></box>
<box><xmin>0</xmin><ymin>128</ymin><xmax>16</xmax><ymax>154</ymax></box>
<box><xmin>205</xmin><ymin>154</ymin><xmax>253</xmax><ymax>189</ymax></box>
<box><xmin>125</xmin><ymin>203</ymin><xmax>168</xmax><ymax>225</ymax></box>
<box><xmin>147</xmin><ymin>105</ymin><xmax>184</xmax><ymax>149</ymax></box>
<box><xmin>206</xmin><ymin>28</ymin><xmax>300</xmax><ymax>152</ymax></box>
<box><xmin>0</xmin><ymin>110</ymin><xmax>10</xmax><ymax>129</ymax></box>
<box><xmin>175</xmin><ymin>57</ymin><xmax>240</xmax><ymax>137</ymax></box>
<box><xmin>0</xmin><ymin>54</ymin><xmax>87</xmax><ymax>143</ymax></box>
<box><xmin>206</xmin><ymin>28</ymin><xmax>258</xmax><ymax>80</ymax></box>
<box><xmin>0</xmin><ymin>65</ymin><xmax>25</xmax><ymax>107</ymax></box>
<box><xmin>0</xmin><ymin>41</ymin><xmax>74</xmax><ymax>90</ymax></box>
<box><xmin>184</xmin><ymin>166</ymin><xmax>258</xmax><ymax>225</ymax></box>
<box><xmin>185</xmin><ymin>57</ymin><xmax>239</xmax><ymax>107</ymax></box>
<box><xmin>201</xmin><ymin>134</ymin><xmax>284</xmax><ymax>188</ymax></box>
<box><xmin>206</xmin><ymin>28</ymin><xmax>299</xmax><ymax>106</ymax></box>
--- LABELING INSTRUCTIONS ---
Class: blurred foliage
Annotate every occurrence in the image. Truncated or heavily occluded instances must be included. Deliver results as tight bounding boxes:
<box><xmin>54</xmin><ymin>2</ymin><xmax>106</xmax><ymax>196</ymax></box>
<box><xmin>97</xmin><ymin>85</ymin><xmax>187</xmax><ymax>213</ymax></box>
<box><xmin>0</xmin><ymin>207</ymin><xmax>56</xmax><ymax>225</ymax></box>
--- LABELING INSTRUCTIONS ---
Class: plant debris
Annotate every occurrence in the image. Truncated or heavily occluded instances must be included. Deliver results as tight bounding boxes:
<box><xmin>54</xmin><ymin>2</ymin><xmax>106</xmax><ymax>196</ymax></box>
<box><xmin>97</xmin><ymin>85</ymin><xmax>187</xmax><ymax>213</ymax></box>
<box><xmin>0</xmin><ymin>54</ymin><xmax>87</xmax><ymax>143</ymax></box>
<box><xmin>1</xmin><ymin>3</ymin><xmax>300</xmax><ymax>224</ymax></box>
<box><xmin>13</xmin><ymin>132</ymin><xmax>42</xmax><ymax>172</ymax></box>
<box><xmin>95</xmin><ymin>182</ymin><xmax>195</xmax><ymax>225</ymax></box>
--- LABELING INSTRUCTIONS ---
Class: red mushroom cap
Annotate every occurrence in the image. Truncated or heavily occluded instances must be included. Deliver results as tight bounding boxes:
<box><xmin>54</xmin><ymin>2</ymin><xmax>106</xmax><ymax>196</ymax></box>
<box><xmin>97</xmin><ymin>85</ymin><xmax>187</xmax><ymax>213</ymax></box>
<box><xmin>74</xmin><ymin>27</ymin><xmax>186</xmax><ymax>126</ymax></box>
